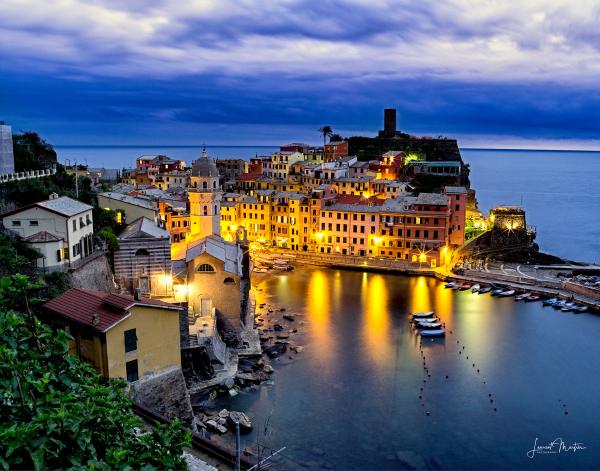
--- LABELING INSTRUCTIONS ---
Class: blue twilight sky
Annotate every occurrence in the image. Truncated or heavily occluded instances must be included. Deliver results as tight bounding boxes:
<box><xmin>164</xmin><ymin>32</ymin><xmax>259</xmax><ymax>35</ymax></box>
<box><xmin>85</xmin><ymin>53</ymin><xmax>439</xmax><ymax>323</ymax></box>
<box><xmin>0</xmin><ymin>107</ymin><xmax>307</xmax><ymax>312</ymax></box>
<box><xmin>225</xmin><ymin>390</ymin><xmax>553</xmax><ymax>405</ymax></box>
<box><xmin>2</xmin><ymin>0</ymin><xmax>600</xmax><ymax>148</ymax></box>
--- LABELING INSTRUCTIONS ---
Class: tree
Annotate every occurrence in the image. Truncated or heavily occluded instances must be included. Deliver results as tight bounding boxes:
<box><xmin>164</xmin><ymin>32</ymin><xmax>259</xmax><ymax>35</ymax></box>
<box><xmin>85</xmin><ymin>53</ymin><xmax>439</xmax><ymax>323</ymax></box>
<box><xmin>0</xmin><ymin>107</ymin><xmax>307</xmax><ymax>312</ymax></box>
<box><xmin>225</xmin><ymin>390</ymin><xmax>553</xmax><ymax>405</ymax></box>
<box><xmin>0</xmin><ymin>274</ymin><xmax>190</xmax><ymax>470</ymax></box>
<box><xmin>318</xmin><ymin>125</ymin><xmax>333</xmax><ymax>148</ymax></box>
<box><xmin>329</xmin><ymin>133</ymin><xmax>343</xmax><ymax>142</ymax></box>
<box><xmin>12</xmin><ymin>132</ymin><xmax>57</xmax><ymax>172</ymax></box>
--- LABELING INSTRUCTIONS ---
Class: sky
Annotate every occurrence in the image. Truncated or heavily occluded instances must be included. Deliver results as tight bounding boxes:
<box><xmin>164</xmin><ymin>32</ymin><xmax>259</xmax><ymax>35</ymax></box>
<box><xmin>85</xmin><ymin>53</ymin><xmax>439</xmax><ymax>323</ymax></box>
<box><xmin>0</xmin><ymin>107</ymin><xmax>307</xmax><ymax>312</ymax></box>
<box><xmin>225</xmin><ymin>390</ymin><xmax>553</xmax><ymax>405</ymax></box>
<box><xmin>2</xmin><ymin>0</ymin><xmax>600</xmax><ymax>148</ymax></box>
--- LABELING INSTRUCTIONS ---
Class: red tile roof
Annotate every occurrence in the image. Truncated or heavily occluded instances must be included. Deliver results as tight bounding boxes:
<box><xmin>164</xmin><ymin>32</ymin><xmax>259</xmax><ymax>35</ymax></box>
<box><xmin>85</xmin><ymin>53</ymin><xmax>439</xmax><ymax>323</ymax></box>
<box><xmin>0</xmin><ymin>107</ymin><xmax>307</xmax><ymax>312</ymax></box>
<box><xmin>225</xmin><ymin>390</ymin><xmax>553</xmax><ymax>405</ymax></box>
<box><xmin>43</xmin><ymin>288</ymin><xmax>180</xmax><ymax>333</ymax></box>
<box><xmin>334</xmin><ymin>195</ymin><xmax>386</xmax><ymax>206</ymax></box>
<box><xmin>235</xmin><ymin>173</ymin><xmax>261</xmax><ymax>181</ymax></box>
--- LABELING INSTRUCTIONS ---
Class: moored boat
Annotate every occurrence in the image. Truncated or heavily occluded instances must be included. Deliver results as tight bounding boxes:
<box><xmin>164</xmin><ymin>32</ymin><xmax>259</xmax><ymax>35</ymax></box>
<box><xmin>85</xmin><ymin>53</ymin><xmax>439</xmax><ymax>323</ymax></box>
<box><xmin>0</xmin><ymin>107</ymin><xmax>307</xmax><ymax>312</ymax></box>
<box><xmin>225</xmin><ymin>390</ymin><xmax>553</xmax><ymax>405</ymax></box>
<box><xmin>471</xmin><ymin>284</ymin><xmax>481</xmax><ymax>293</ymax></box>
<box><xmin>525</xmin><ymin>295</ymin><xmax>540</xmax><ymax>302</ymax></box>
<box><xmin>491</xmin><ymin>288</ymin><xmax>505</xmax><ymax>296</ymax></box>
<box><xmin>499</xmin><ymin>289</ymin><xmax>516</xmax><ymax>297</ymax></box>
<box><xmin>458</xmin><ymin>283</ymin><xmax>471</xmax><ymax>291</ymax></box>
<box><xmin>478</xmin><ymin>286</ymin><xmax>491</xmax><ymax>294</ymax></box>
<box><xmin>543</xmin><ymin>297</ymin><xmax>558</xmax><ymax>306</ymax></box>
<box><xmin>412</xmin><ymin>316</ymin><xmax>439</xmax><ymax>324</ymax></box>
<box><xmin>416</xmin><ymin>322</ymin><xmax>443</xmax><ymax>330</ymax></box>
<box><xmin>444</xmin><ymin>282</ymin><xmax>457</xmax><ymax>289</ymax></box>
<box><xmin>419</xmin><ymin>329</ymin><xmax>446</xmax><ymax>338</ymax></box>
<box><xmin>411</xmin><ymin>311</ymin><xmax>435</xmax><ymax>319</ymax></box>
<box><xmin>573</xmin><ymin>305</ymin><xmax>588</xmax><ymax>313</ymax></box>
<box><xmin>514</xmin><ymin>293</ymin><xmax>531</xmax><ymax>301</ymax></box>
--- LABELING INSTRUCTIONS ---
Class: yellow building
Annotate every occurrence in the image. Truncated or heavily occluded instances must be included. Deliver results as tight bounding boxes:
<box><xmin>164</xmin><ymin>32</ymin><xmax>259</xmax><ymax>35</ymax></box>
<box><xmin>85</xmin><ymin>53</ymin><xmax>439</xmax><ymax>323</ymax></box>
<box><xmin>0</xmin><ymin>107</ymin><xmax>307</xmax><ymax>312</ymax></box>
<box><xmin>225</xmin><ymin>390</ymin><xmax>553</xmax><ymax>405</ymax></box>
<box><xmin>43</xmin><ymin>288</ymin><xmax>182</xmax><ymax>382</ymax></box>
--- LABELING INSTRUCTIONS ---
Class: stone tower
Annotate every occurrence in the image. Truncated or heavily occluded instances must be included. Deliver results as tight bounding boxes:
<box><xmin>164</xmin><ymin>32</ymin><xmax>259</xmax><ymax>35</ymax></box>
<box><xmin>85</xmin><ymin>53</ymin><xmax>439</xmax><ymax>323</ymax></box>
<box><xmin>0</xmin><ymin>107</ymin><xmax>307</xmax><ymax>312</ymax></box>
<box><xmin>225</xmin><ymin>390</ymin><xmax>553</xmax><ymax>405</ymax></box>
<box><xmin>189</xmin><ymin>147</ymin><xmax>222</xmax><ymax>240</ymax></box>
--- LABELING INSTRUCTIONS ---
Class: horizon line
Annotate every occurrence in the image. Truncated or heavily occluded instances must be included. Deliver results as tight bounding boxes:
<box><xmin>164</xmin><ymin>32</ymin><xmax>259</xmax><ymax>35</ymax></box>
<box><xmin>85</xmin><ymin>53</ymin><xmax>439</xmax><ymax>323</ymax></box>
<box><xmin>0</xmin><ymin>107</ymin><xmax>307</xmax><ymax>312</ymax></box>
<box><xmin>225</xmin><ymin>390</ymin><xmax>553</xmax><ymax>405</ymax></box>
<box><xmin>53</xmin><ymin>144</ymin><xmax>600</xmax><ymax>153</ymax></box>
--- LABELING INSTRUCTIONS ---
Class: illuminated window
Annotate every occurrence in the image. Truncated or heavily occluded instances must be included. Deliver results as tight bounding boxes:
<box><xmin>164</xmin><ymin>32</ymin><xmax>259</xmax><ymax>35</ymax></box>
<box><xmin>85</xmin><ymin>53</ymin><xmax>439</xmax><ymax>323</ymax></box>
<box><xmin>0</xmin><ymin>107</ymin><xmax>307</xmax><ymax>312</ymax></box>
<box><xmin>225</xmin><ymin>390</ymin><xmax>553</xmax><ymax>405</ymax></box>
<box><xmin>198</xmin><ymin>263</ymin><xmax>216</xmax><ymax>273</ymax></box>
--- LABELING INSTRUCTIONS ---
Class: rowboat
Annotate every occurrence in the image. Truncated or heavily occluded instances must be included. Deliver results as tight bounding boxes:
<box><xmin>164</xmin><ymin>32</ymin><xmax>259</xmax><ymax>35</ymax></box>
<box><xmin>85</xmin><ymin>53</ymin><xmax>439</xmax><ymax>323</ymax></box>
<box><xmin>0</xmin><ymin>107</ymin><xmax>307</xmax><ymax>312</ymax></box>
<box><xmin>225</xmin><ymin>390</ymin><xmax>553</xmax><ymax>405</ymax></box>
<box><xmin>444</xmin><ymin>282</ymin><xmax>457</xmax><ymax>289</ymax></box>
<box><xmin>413</xmin><ymin>317</ymin><xmax>440</xmax><ymax>324</ymax></box>
<box><xmin>499</xmin><ymin>289</ymin><xmax>516</xmax><ymax>297</ymax></box>
<box><xmin>491</xmin><ymin>288</ymin><xmax>505</xmax><ymax>296</ymax></box>
<box><xmin>543</xmin><ymin>297</ymin><xmax>558</xmax><ymax>306</ymax></box>
<box><xmin>411</xmin><ymin>311</ymin><xmax>435</xmax><ymax>319</ymax></box>
<box><xmin>416</xmin><ymin>322</ymin><xmax>443</xmax><ymax>330</ymax></box>
<box><xmin>525</xmin><ymin>295</ymin><xmax>540</xmax><ymax>302</ymax></box>
<box><xmin>574</xmin><ymin>305</ymin><xmax>588</xmax><ymax>313</ymax></box>
<box><xmin>478</xmin><ymin>286</ymin><xmax>491</xmax><ymax>294</ymax></box>
<box><xmin>419</xmin><ymin>329</ymin><xmax>446</xmax><ymax>338</ymax></box>
<box><xmin>471</xmin><ymin>284</ymin><xmax>481</xmax><ymax>293</ymax></box>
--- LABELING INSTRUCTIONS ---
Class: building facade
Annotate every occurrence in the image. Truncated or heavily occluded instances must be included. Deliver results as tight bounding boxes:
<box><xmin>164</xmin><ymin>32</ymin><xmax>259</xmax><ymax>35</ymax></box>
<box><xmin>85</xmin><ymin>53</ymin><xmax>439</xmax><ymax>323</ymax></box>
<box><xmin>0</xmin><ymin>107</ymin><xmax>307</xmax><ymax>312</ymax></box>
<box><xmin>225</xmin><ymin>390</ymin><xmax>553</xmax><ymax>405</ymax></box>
<box><xmin>1</xmin><ymin>194</ymin><xmax>94</xmax><ymax>269</ymax></box>
<box><xmin>0</xmin><ymin>121</ymin><xmax>14</xmax><ymax>175</ymax></box>
<box><xmin>43</xmin><ymin>289</ymin><xmax>182</xmax><ymax>382</ymax></box>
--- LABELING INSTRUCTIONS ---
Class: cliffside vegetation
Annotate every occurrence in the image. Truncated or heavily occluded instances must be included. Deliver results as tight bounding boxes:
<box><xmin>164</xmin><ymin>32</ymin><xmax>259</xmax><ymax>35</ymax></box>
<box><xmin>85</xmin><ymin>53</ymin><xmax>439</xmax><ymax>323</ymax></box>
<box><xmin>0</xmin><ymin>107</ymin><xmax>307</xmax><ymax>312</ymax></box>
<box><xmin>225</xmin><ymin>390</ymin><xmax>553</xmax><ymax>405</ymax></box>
<box><xmin>0</xmin><ymin>274</ymin><xmax>190</xmax><ymax>470</ymax></box>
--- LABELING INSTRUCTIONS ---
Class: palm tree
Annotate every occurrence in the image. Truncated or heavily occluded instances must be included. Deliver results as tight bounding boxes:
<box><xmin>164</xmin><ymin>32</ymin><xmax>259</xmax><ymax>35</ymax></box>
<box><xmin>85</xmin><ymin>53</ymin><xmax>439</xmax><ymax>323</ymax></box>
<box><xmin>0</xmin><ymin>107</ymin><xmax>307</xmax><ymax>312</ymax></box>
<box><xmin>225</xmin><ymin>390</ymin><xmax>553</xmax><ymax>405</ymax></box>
<box><xmin>318</xmin><ymin>125</ymin><xmax>333</xmax><ymax>148</ymax></box>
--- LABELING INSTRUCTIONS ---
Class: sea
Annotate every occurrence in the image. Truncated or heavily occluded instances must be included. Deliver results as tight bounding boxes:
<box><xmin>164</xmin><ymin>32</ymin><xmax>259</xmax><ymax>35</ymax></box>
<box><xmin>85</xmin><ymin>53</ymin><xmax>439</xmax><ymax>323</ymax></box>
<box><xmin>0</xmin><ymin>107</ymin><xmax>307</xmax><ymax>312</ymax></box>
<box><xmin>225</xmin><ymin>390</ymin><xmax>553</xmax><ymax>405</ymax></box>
<box><xmin>55</xmin><ymin>145</ymin><xmax>600</xmax><ymax>263</ymax></box>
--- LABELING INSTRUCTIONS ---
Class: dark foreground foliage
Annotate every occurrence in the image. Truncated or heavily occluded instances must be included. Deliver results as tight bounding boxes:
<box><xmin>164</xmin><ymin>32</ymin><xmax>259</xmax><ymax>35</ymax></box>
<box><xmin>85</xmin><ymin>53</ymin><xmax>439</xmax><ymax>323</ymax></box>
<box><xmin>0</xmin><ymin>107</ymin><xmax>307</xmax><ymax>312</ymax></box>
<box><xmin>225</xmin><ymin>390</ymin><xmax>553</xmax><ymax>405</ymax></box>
<box><xmin>0</xmin><ymin>275</ymin><xmax>190</xmax><ymax>470</ymax></box>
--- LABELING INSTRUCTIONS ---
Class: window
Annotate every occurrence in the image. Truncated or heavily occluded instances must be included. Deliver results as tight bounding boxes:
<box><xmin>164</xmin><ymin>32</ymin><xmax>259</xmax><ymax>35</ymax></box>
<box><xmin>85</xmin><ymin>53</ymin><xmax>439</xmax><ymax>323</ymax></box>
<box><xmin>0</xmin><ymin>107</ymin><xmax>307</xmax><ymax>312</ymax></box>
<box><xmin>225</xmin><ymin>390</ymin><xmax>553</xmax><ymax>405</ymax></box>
<box><xmin>124</xmin><ymin>329</ymin><xmax>137</xmax><ymax>353</ymax></box>
<box><xmin>72</xmin><ymin>220</ymin><xmax>77</xmax><ymax>231</ymax></box>
<box><xmin>29</xmin><ymin>220</ymin><xmax>39</xmax><ymax>226</ymax></box>
<box><xmin>11</xmin><ymin>220</ymin><xmax>20</xmax><ymax>226</ymax></box>
<box><xmin>198</xmin><ymin>263</ymin><xmax>216</xmax><ymax>272</ymax></box>
<box><xmin>56</xmin><ymin>249</ymin><xmax>62</xmax><ymax>262</ymax></box>
<box><xmin>223</xmin><ymin>277</ymin><xmax>235</xmax><ymax>284</ymax></box>
<box><xmin>135</xmin><ymin>248</ymin><xmax>150</xmax><ymax>256</ymax></box>
<box><xmin>126</xmin><ymin>360</ymin><xmax>139</xmax><ymax>382</ymax></box>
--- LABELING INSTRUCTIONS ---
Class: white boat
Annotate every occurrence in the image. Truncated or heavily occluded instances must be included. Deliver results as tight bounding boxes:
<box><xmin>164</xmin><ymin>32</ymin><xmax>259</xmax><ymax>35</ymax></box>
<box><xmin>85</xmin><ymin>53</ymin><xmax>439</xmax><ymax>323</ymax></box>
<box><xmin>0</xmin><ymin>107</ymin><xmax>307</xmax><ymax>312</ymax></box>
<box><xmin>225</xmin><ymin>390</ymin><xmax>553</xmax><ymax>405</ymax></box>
<box><xmin>416</xmin><ymin>322</ymin><xmax>443</xmax><ymax>330</ymax></box>
<box><xmin>413</xmin><ymin>317</ymin><xmax>440</xmax><ymax>324</ymax></box>
<box><xmin>514</xmin><ymin>293</ymin><xmax>531</xmax><ymax>301</ymax></box>
<box><xmin>478</xmin><ymin>286</ymin><xmax>491</xmax><ymax>294</ymax></box>
<box><xmin>411</xmin><ymin>311</ymin><xmax>435</xmax><ymax>318</ymax></box>
<box><xmin>574</xmin><ymin>305</ymin><xmax>588</xmax><ymax>313</ymax></box>
<box><xmin>471</xmin><ymin>284</ymin><xmax>481</xmax><ymax>293</ymax></box>
<box><xmin>444</xmin><ymin>282</ymin><xmax>457</xmax><ymax>289</ymax></box>
<box><xmin>499</xmin><ymin>289</ymin><xmax>516</xmax><ymax>297</ymax></box>
<box><xmin>253</xmin><ymin>268</ymin><xmax>268</xmax><ymax>273</ymax></box>
<box><xmin>419</xmin><ymin>329</ymin><xmax>446</xmax><ymax>338</ymax></box>
<box><xmin>272</xmin><ymin>264</ymin><xmax>293</xmax><ymax>271</ymax></box>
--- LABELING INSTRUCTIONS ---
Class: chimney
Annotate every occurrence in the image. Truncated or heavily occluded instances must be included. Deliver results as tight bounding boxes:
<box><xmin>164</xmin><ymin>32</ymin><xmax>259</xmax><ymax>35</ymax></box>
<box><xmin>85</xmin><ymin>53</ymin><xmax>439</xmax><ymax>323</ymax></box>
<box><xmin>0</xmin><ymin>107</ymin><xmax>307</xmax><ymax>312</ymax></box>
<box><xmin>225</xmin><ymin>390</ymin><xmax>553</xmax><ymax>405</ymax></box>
<box><xmin>134</xmin><ymin>288</ymin><xmax>141</xmax><ymax>301</ymax></box>
<box><xmin>49</xmin><ymin>192</ymin><xmax>59</xmax><ymax>200</ymax></box>
<box><xmin>91</xmin><ymin>313</ymin><xmax>100</xmax><ymax>327</ymax></box>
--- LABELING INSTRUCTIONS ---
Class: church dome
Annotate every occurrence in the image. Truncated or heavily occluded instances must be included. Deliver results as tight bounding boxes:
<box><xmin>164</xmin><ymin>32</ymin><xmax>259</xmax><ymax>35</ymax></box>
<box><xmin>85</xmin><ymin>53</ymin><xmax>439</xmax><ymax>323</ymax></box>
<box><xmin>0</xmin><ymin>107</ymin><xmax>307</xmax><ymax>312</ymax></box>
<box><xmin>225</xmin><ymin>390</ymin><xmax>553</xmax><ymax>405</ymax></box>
<box><xmin>192</xmin><ymin>147</ymin><xmax>219</xmax><ymax>177</ymax></box>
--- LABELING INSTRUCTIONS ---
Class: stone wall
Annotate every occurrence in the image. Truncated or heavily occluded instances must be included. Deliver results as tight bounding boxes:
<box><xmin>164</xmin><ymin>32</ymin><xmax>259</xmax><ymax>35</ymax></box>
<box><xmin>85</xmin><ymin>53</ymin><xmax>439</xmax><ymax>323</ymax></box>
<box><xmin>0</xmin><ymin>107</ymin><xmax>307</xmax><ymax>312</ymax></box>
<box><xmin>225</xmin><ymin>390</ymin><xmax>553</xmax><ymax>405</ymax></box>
<box><xmin>128</xmin><ymin>366</ymin><xmax>194</xmax><ymax>424</ymax></box>
<box><xmin>68</xmin><ymin>252</ymin><xmax>115</xmax><ymax>293</ymax></box>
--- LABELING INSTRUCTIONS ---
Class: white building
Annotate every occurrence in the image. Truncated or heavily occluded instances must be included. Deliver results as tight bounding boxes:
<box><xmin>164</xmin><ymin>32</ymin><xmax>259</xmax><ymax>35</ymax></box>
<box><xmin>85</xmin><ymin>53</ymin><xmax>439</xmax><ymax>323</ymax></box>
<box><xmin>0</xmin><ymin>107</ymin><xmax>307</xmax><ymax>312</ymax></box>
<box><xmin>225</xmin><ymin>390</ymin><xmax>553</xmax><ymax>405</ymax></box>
<box><xmin>1</xmin><ymin>194</ymin><xmax>94</xmax><ymax>269</ymax></box>
<box><xmin>0</xmin><ymin>121</ymin><xmax>14</xmax><ymax>175</ymax></box>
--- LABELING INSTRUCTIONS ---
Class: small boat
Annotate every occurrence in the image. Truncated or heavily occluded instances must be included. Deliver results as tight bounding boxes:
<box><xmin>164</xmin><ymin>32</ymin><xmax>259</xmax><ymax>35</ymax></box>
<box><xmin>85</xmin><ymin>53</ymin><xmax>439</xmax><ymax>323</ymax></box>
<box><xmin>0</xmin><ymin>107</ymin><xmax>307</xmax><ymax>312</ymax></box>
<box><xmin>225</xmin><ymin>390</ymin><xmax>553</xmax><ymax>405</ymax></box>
<box><xmin>253</xmin><ymin>267</ymin><xmax>268</xmax><ymax>273</ymax></box>
<box><xmin>416</xmin><ymin>322</ymin><xmax>443</xmax><ymax>330</ymax></box>
<box><xmin>419</xmin><ymin>329</ymin><xmax>446</xmax><ymax>338</ymax></box>
<box><xmin>458</xmin><ymin>283</ymin><xmax>471</xmax><ymax>291</ymax></box>
<box><xmin>411</xmin><ymin>311</ymin><xmax>435</xmax><ymax>319</ymax></box>
<box><xmin>478</xmin><ymin>286</ymin><xmax>491</xmax><ymax>294</ymax></box>
<box><xmin>553</xmin><ymin>300</ymin><xmax>567</xmax><ymax>309</ymax></box>
<box><xmin>499</xmin><ymin>289</ymin><xmax>516</xmax><ymax>297</ymax></box>
<box><xmin>471</xmin><ymin>284</ymin><xmax>481</xmax><ymax>293</ymax></box>
<box><xmin>444</xmin><ymin>282</ymin><xmax>457</xmax><ymax>289</ymax></box>
<box><xmin>525</xmin><ymin>295</ymin><xmax>540</xmax><ymax>302</ymax></box>
<box><xmin>573</xmin><ymin>305</ymin><xmax>588</xmax><ymax>313</ymax></box>
<box><xmin>491</xmin><ymin>288</ymin><xmax>505</xmax><ymax>296</ymax></box>
<box><xmin>561</xmin><ymin>305</ymin><xmax>575</xmax><ymax>312</ymax></box>
<box><xmin>412</xmin><ymin>316</ymin><xmax>439</xmax><ymax>324</ymax></box>
<box><xmin>543</xmin><ymin>297</ymin><xmax>558</xmax><ymax>306</ymax></box>
<box><xmin>273</xmin><ymin>264</ymin><xmax>293</xmax><ymax>271</ymax></box>
<box><xmin>514</xmin><ymin>293</ymin><xmax>531</xmax><ymax>301</ymax></box>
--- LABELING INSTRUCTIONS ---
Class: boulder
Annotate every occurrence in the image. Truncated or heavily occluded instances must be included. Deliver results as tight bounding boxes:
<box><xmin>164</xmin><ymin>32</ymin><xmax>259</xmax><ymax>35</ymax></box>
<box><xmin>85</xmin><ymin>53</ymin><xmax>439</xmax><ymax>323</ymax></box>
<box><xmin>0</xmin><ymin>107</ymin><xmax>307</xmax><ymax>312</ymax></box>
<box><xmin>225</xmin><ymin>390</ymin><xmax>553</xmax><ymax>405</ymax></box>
<box><xmin>273</xmin><ymin>324</ymin><xmax>283</xmax><ymax>331</ymax></box>
<box><xmin>264</xmin><ymin>343</ymin><xmax>287</xmax><ymax>359</ymax></box>
<box><xmin>283</xmin><ymin>314</ymin><xmax>295</xmax><ymax>322</ymax></box>
<box><xmin>218</xmin><ymin>409</ymin><xmax>229</xmax><ymax>418</ymax></box>
<box><xmin>206</xmin><ymin>420</ymin><xmax>227</xmax><ymax>434</ymax></box>
<box><xmin>228</xmin><ymin>411</ymin><xmax>253</xmax><ymax>433</ymax></box>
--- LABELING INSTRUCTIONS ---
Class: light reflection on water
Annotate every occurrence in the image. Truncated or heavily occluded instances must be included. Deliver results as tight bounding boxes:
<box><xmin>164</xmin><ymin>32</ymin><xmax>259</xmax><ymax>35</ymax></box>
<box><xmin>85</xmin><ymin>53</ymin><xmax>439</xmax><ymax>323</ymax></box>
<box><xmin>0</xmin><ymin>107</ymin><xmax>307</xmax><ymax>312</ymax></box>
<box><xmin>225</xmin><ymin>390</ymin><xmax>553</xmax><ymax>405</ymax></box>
<box><xmin>218</xmin><ymin>267</ymin><xmax>600</xmax><ymax>470</ymax></box>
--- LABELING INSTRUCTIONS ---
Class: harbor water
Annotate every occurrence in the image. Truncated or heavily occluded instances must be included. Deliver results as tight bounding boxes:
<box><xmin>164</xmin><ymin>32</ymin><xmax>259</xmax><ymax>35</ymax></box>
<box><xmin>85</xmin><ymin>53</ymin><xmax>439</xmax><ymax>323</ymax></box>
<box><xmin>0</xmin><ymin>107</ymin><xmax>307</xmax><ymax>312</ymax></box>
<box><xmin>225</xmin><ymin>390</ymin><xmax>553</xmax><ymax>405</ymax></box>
<box><xmin>218</xmin><ymin>268</ymin><xmax>600</xmax><ymax>470</ymax></box>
